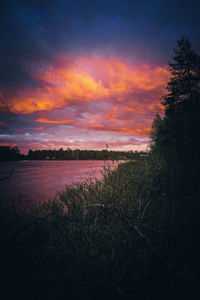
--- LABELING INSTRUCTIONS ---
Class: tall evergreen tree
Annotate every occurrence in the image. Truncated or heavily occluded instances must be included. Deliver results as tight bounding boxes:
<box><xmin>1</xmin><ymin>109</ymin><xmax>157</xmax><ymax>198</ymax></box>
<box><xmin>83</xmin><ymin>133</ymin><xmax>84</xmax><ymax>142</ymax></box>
<box><xmin>151</xmin><ymin>37</ymin><xmax>200</xmax><ymax>215</ymax></box>
<box><xmin>162</xmin><ymin>37</ymin><xmax>200</xmax><ymax>160</ymax></box>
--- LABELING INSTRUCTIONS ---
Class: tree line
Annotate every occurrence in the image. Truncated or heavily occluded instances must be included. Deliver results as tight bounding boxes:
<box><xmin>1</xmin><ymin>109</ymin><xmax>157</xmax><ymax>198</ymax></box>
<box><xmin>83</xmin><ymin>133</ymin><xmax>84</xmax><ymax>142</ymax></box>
<box><xmin>0</xmin><ymin>146</ymin><xmax>147</xmax><ymax>161</ymax></box>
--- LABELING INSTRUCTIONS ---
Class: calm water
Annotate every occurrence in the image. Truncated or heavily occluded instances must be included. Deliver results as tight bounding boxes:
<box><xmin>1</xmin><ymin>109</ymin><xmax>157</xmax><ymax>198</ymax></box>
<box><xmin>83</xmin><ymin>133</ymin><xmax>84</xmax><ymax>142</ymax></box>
<box><xmin>0</xmin><ymin>160</ymin><xmax>116</xmax><ymax>206</ymax></box>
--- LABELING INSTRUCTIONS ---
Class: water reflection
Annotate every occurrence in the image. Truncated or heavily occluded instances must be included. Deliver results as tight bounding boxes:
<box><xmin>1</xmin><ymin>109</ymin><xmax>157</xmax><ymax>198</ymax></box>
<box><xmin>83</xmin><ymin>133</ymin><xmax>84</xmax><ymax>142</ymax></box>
<box><xmin>0</xmin><ymin>160</ymin><xmax>117</xmax><ymax>206</ymax></box>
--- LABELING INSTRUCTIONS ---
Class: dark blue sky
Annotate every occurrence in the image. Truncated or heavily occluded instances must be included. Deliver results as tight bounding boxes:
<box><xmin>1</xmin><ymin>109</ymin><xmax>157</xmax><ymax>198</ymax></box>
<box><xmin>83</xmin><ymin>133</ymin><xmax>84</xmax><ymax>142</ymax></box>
<box><xmin>0</xmin><ymin>0</ymin><xmax>200</xmax><ymax>153</ymax></box>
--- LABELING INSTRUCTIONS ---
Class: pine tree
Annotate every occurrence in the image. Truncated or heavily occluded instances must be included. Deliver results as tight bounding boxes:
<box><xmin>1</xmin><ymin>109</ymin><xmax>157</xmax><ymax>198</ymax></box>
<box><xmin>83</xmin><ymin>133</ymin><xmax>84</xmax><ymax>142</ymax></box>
<box><xmin>162</xmin><ymin>37</ymin><xmax>200</xmax><ymax>160</ymax></box>
<box><xmin>151</xmin><ymin>37</ymin><xmax>200</xmax><ymax>216</ymax></box>
<box><xmin>150</xmin><ymin>113</ymin><xmax>162</xmax><ymax>142</ymax></box>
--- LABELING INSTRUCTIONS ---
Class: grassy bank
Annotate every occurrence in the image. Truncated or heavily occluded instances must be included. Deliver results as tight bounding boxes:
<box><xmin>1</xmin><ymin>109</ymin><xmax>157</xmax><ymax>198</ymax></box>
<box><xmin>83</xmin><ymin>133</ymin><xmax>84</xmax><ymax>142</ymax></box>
<box><xmin>0</xmin><ymin>157</ymin><xmax>199</xmax><ymax>300</ymax></box>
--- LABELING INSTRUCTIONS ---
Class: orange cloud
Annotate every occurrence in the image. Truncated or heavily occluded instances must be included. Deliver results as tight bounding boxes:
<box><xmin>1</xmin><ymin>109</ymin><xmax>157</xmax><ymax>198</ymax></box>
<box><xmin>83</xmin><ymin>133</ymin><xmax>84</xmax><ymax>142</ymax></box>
<box><xmin>1</xmin><ymin>56</ymin><xmax>170</xmax><ymax>115</ymax></box>
<box><xmin>85</xmin><ymin>121</ymin><xmax>151</xmax><ymax>137</ymax></box>
<box><xmin>35</xmin><ymin>118</ymin><xmax>74</xmax><ymax>124</ymax></box>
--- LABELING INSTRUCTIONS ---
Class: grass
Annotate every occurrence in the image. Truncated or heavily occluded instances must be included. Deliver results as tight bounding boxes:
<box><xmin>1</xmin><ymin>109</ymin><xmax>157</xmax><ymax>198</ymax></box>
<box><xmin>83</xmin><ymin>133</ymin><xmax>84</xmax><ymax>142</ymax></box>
<box><xmin>0</xmin><ymin>157</ymin><xmax>199</xmax><ymax>299</ymax></box>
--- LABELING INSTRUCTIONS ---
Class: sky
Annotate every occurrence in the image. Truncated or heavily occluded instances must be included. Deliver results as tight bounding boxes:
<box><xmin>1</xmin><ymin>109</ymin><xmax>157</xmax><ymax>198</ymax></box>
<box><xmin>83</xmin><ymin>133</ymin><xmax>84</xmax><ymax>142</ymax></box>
<box><xmin>0</xmin><ymin>0</ymin><xmax>200</xmax><ymax>154</ymax></box>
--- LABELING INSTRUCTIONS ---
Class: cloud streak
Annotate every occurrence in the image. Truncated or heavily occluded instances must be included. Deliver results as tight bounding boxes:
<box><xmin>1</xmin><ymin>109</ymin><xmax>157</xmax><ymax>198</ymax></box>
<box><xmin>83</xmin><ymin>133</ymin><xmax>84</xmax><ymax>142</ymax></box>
<box><xmin>35</xmin><ymin>118</ymin><xmax>74</xmax><ymax>125</ymax></box>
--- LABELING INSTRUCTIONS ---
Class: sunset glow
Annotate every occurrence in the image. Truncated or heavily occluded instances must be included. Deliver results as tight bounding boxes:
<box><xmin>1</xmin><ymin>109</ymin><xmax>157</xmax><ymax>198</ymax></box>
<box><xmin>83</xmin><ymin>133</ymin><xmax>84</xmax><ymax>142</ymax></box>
<box><xmin>2</xmin><ymin>58</ymin><xmax>170</xmax><ymax>115</ymax></box>
<box><xmin>0</xmin><ymin>56</ymin><xmax>170</xmax><ymax>152</ymax></box>
<box><xmin>0</xmin><ymin>0</ymin><xmax>199</xmax><ymax>153</ymax></box>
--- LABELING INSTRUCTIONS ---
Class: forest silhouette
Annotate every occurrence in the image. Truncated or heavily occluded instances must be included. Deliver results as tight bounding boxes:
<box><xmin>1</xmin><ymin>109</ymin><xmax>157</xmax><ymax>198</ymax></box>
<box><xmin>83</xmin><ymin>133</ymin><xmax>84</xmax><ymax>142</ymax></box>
<box><xmin>0</xmin><ymin>146</ymin><xmax>146</xmax><ymax>161</ymax></box>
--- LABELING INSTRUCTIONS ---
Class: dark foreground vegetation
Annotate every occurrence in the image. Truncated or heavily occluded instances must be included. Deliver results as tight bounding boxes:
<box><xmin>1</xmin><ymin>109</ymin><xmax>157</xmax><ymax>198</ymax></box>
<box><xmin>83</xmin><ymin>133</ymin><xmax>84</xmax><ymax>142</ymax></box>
<box><xmin>0</xmin><ymin>37</ymin><xmax>200</xmax><ymax>300</ymax></box>
<box><xmin>0</xmin><ymin>146</ymin><xmax>146</xmax><ymax>161</ymax></box>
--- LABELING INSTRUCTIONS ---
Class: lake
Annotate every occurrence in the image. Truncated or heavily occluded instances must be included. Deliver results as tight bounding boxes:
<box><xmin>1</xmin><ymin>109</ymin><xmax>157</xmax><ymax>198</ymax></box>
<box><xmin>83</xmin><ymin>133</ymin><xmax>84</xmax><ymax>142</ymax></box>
<box><xmin>0</xmin><ymin>160</ymin><xmax>117</xmax><ymax>206</ymax></box>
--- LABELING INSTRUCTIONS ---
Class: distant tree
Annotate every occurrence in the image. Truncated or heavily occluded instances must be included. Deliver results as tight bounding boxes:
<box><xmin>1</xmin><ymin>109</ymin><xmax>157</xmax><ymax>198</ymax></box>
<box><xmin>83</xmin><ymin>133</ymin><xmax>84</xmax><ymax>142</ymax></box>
<box><xmin>0</xmin><ymin>146</ymin><xmax>21</xmax><ymax>161</ymax></box>
<box><xmin>150</xmin><ymin>113</ymin><xmax>165</xmax><ymax>154</ymax></box>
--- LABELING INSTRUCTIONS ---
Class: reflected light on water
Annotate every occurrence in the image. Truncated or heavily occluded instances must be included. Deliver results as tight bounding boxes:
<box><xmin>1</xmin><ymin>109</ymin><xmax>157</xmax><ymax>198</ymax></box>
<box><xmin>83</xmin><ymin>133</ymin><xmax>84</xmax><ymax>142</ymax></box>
<box><xmin>0</xmin><ymin>160</ymin><xmax>119</xmax><ymax>206</ymax></box>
